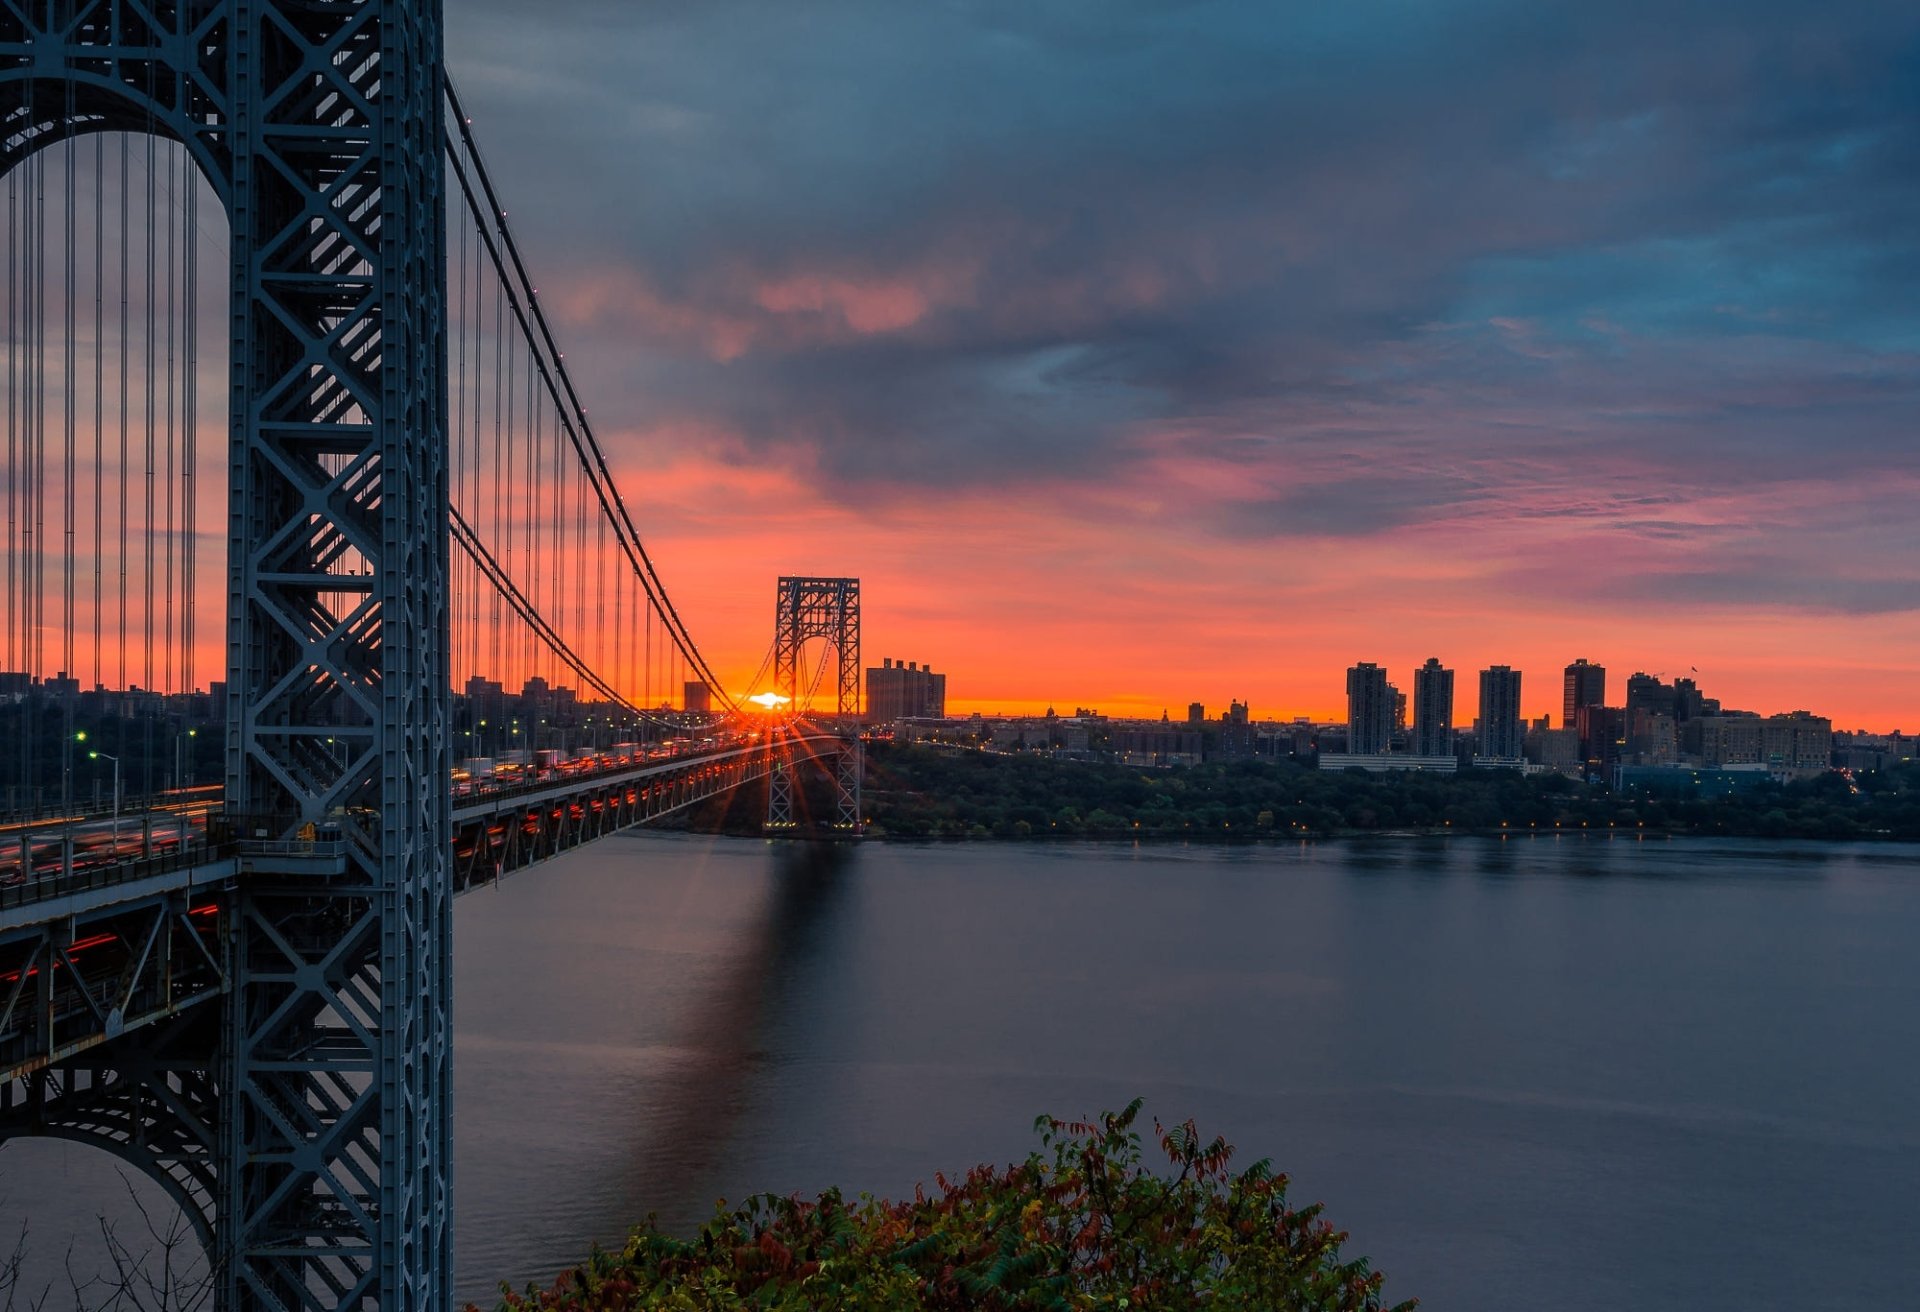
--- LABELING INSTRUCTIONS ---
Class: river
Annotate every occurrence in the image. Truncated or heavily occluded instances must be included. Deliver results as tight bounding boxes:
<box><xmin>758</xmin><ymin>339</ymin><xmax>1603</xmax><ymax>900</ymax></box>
<box><xmin>6</xmin><ymin>833</ymin><xmax>1918</xmax><ymax>1309</ymax></box>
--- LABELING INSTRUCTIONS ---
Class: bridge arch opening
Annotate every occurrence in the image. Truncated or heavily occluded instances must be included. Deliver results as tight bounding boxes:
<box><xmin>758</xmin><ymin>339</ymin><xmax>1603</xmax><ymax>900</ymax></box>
<box><xmin>0</xmin><ymin>128</ymin><xmax>228</xmax><ymax>1281</ymax></box>
<box><xmin>0</xmin><ymin>1134</ymin><xmax>214</xmax><ymax>1301</ymax></box>
<box><xmin>1</xmin><ymin>128</ymin><xmax>229</xmax><ymax>814</ymax></box>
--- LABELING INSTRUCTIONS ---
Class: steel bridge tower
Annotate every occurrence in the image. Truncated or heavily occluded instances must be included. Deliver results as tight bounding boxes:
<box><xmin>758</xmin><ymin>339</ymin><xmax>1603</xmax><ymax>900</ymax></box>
<box><xmin>1</xmin><ymin>2</ymin><xmax>451</xmax><ymax>1307</ymax></box>
<box><xmin>767</xmin><ymin>576</ymin><xmax>862</xmax><ymax>832</ymax></box>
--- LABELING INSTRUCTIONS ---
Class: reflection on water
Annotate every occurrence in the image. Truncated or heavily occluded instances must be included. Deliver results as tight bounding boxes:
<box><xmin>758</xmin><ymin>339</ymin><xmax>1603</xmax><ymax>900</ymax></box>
<box><xmin>612</xmin><ymin>842</ymin><xmax>851</xmax><ymax>1218</ymax></box>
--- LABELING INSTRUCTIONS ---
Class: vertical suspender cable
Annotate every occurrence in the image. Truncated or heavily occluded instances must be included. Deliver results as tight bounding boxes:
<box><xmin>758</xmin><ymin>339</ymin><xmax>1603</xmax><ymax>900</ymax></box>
<box><xmin>143</xmin><ymin>132</ymin><xmax>157</xmax><ymax>796</ymax></box>
<box><xmin>164</xmin><ymin>139</ymin><xmax>177</xmax><ymax>703</ymax></box>
<box><xmin>117</xmin><ymin>133</ymin><xmax>128</xmax><ymax>699</ymax></box>
<box><xmin>62</xmin><ymin>128</ymin><xmax>78</xmax><ymax>803</ymax></box>
<box><xmin>28</xmin><ymin>147</ymin><xmax>46</xmax><ymax>804</ymax></box>
<box><xmin>93</xmin><ymin>135</ymin><xmax>104</xmax><ymax>692</ymax></box>
<box><xmin>183</xmin><ymin>146</ymin><xmax>199</xmax><ymax>713</ymax></box>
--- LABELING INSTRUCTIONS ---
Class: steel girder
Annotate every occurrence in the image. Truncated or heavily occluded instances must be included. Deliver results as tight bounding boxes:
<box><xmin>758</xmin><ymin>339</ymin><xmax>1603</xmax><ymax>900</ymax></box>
<box><xmin>0</xmin><ymin>885</ymin><xmax>231</xmax><ymax>1083</ymax></box>
<box><xmin>1</xmin><ymin>2</ymin><xmax>451</xmax><ymax>1307</ymax></box>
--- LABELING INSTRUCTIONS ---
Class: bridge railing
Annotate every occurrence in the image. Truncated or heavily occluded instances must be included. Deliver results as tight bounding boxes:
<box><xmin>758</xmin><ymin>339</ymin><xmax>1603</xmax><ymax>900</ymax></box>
<box><xmin>0</xmin><ymin>785</ymin><xmax>223</xmax><ymax>829</ymax></box>
<box><xmin>454</xmin><ymin>740</ymin><xmax>759</xmax><ymax>811</ymax></box>
<box><xmin>0</xmin><ymin>836</ymin><xmax>231</xmax><ymax>914</ymax></box>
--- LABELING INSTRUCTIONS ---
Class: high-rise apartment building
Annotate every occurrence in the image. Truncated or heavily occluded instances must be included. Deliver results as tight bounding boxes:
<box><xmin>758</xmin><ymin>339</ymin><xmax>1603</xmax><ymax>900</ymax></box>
<box><xmin>1563</xmin><ymin>659</ymin><xmax>1606</xmax><ymax>732</ymax></box>
<box><xmin>1625</xmin><ymin>672</ymin><xmax>1671</xmax><ymax>721</ymax></box>
<box><xmin>865</xmin><ymin>658</ymin><xmax>948</xmax><ymax>723</ymax></box>
<box><xmin>1346</xmin><ymin>662</ymin><xmax>1393</xmax><ymax>755</ymax></box>
<box><xmin>1411</xmin><ymin>658</ymin><xmax>1454</xmax><ymax>758</ymax></box>
<box><xmin>1577</xmin><ymin>704</ymin><xmax>1625</xmax><ymax>771</ymax></box>
<box><xmin>1478</xmin><ymin>666</ymin><xmax>1524</xmax><ymax>761</ymax></box>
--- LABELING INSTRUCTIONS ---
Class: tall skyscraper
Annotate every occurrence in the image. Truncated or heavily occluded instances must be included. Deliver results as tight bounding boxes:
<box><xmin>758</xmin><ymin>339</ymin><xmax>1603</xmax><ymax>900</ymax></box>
<box><xmin>1563</xmin><ymin>658</ymin><xmax>1605</xmax><ymax>730</ymax></box>
<box><xmin>1347</xmin><ymin>662</ymin><xmax>1393</xmax><ymax>755</ymax></box>
<box><xmin>1412</xmin><ymin>658</ymin><xmax>1454</xmax><ymax>757</ymax></box>
<box><xmin>1478</xmin><ymin>666</ymin><xmax>1524</xmax><ymax>761</ymax></box>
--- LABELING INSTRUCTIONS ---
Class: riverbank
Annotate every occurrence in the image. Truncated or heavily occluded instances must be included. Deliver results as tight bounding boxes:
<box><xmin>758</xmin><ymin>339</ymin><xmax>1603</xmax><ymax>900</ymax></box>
<box><xmin>665</xmin><ymin>743</ymin><xmax>1920</xmax><ymax>842</ymax></box>
<box><xmin>852</xmin><ymin>743</ymin><xmax>1920</xmax><ymax>842</ymax></box>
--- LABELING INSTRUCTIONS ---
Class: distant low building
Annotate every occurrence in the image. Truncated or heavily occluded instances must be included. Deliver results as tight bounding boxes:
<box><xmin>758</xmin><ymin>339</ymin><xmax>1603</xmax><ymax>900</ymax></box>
<box><xmin>1763</xmin><ymin>711</ymin><xmax>1832</xmax><ymax>778</ymax></box>
<box><xmin>1526</xmin><ymin>725</ymin><xmax>1582</xmax><ymax>775</ymax></box>
<box><xmin>1215</xmin><ymin>699</ymin><xmax>1256</xmax><ymax>760</ymax></box>
<box><xmin>1628</xmin><ymin>707</ymin><xmax>1678</xmax><ymax>764</ymax></box>
<box><xmin>1614</xmin><ymin>764</ymin><xmax>1772</xmax><ymax>798</ymax></box>
<box><xmin>1695</xmin><ymin>713</ymin><xmax>1763</xmax><ymax>767</ymax></box>
<box><xmin>1318</xmin><ymin>752</ymin><xmax>1458</xmax><ymax>775</ymax></box>
<box><xmin>1114</xmin><ymin>726</ymin><xmax>1204</xmax><ymax>767</ymax></box>
<box><xmin>893</xmin><ymin>716</ymin><xmax>973</xmax><ymax>744</ymax></box>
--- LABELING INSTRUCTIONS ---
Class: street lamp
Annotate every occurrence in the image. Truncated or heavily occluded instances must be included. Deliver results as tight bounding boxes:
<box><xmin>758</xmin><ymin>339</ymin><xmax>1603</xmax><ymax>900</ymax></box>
<box><xmin>89</xmin><ymin>750</ymin><xmax>121</xmax><ymax>838</ymax></box>
<box><xmin>174</xmin><ymin>727</ymin><xmax>198</xmax><ymax>792</ymax></box>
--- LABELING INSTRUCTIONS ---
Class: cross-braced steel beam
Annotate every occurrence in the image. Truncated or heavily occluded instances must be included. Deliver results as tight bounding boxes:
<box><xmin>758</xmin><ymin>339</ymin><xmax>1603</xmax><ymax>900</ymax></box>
<box><xmin>1</xmin><ymin>2</ymin><xmax>451</xmax><ymax>1307</ymax></box>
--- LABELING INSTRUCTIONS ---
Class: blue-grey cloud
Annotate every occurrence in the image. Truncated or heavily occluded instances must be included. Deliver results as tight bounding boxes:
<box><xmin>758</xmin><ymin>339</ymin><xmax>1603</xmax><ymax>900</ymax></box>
<box><xmin>445</xmin><ymin>0</ymin><xmax>1920</xmax><ymax>510</ymax></box>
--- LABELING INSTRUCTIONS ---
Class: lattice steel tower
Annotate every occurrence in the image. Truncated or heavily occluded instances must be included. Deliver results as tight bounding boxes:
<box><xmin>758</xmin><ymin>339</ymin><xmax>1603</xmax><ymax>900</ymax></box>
<box><xmin>767</xmin><ymin>576</ymin><xmax>862</xmax><ymax>831</ymax></box>
<box><xmin>1</xmin><ymin>2</ymin><xmax>451</xmax><ymax>1307</ymax></box>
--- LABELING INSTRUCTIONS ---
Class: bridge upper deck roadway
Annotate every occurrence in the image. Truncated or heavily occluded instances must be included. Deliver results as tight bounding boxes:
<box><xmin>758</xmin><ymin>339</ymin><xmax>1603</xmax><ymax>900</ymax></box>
<box><xmin>0</xmin><ymin>733</ymin><xmax>838</xmax><ymax>927</ymax></box>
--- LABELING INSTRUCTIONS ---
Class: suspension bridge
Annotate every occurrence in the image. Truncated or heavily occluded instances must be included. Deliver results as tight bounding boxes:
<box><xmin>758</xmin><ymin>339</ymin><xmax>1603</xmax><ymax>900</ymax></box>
<box><xmin>0</xmin><ymin>3</ymin><xmax>865</xmax><ymax>1307</ymax></box>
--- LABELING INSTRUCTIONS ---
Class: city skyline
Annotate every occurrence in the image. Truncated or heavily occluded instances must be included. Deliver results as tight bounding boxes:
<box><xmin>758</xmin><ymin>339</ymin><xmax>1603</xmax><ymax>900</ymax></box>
<box><xmin>0</xmin><ymin>644</ymin><xmax>1896</xmax><ymax>734</ymax></box>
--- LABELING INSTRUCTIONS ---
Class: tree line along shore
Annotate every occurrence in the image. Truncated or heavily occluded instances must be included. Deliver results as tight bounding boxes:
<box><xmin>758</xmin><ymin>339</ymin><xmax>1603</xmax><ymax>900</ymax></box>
<box><xmin>845</xmin><ymin>744</ymin><xmax>1920</xmax><ymax>842</ymax></box>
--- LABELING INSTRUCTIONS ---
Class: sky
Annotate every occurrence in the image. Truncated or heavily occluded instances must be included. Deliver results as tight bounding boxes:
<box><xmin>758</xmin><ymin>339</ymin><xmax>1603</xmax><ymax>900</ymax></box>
<box><xmin>443</xmin><ymin>0</ymin><xmax>1920</xmax><ymax>728</ymax></box>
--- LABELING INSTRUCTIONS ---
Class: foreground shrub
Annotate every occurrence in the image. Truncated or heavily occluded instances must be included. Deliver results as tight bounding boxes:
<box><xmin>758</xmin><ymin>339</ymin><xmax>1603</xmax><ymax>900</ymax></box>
<box><xmin>484</xmin><ymin>1100</ymin><xmax>1414</xmax><ymax>1311</ymax></box>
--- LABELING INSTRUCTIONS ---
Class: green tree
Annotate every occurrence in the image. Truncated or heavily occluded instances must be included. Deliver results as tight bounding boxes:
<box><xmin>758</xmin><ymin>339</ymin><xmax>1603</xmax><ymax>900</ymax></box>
<box><xmin>484</xmin><ymin>1102</ymin><xmax>1415</xmax><ymax>1311</ymax></box>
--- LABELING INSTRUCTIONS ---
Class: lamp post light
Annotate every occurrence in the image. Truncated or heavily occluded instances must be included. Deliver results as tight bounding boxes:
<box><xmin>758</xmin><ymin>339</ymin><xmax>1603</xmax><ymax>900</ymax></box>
<box><xmin>174</xmin><ymin>727</ymin><xmax>198</xmax><ymax>792</ymax></box>
<box><xmin>89</xmin><ymin>750</ymin><xmax>121</xmax><ymax>843</ymax></box>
